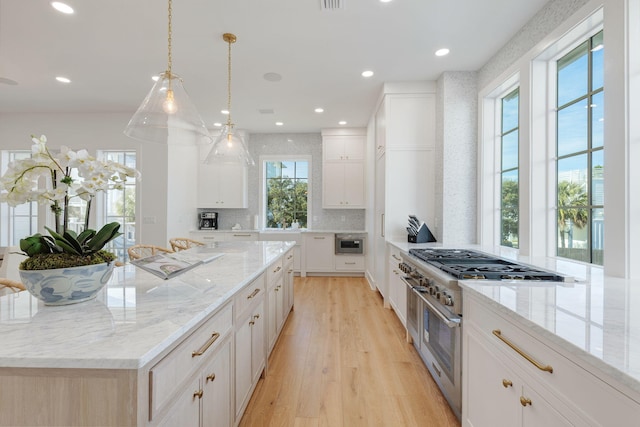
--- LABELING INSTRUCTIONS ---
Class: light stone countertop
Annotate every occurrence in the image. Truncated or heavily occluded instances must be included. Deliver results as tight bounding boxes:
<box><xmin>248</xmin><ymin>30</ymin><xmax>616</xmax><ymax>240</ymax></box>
<box><xmin>0</xmin><ymin>240</ymin><xmax>295</xmax><ymax>370</ymax></box>
<box><xmin>388</xmin><ymin>240</ymin><xmax>640</xmax><ymax>399</ymax></box>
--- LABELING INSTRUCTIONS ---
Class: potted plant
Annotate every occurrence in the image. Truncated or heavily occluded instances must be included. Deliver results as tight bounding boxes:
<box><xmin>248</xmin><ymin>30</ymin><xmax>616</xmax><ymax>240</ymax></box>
<box><xmin>0</xmin><ymin>135</ymin><xmax>140</xmax><ymax>305</ymax></box>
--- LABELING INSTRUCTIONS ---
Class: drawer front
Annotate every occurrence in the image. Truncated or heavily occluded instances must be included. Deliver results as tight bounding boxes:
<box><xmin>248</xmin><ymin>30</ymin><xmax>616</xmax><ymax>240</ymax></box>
<box><xmin>267</xmin><ymin>258</ymin><xmax>283</xmax><ymax>285</ymax></box>
<box><xmin>466</xmin><ymin>296</ymin><xmax>640</xmax><ymax>425</ymax></box>
<box><xmin>335</xmin><ymin>254</ymin><xmax>364</xmax><ymax>271</ymax></box>
<box><xmin>235</xmin><ymin>273</ymin><xmax>266</xmax><ymax>320</ymax></box>
<box><xmin>192</xmin><ymin>232</ymin><xmax>226</xmax><ymax>242</ymax></box>
<box><xmin>226</xmin><ymin>232</ymin><xmax>258</xmax><ymax>241</ymax></box>
<box><xmin>388</xmin><ymin>246</ymin><xmax>402</xmax><ymax>265</ymax></box>
<box><xmin>149</xmin><ymin>303</ymin><xmax>232</xmax><ymax>420</ymax></box>
<box><xmin>283</xmin><ymin>249</ymin><xmax>294</xmax><ymax>269</ymax></box>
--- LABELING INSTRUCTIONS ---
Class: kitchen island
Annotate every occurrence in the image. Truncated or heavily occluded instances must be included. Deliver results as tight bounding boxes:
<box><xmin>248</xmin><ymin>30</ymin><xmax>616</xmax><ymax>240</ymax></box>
<box><xmin>0</xmin><ymin>240</ymin><xmax>295</xmax><ymax>427</ymax></box>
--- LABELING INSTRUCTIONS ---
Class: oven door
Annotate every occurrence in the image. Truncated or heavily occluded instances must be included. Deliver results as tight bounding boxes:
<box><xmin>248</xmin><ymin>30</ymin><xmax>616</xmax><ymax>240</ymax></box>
<box><xmin>419</xmin><ymin>293</ymin><xmax>462</xmax><ymax>417</ymax></box>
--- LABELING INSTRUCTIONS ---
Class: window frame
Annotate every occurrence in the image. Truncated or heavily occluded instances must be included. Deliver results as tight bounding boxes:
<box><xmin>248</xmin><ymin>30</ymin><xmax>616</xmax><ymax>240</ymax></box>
<box><xmin>259</xmin><ymin>155</ymin><xmax>312</xmax><ymax>230</ymax></box>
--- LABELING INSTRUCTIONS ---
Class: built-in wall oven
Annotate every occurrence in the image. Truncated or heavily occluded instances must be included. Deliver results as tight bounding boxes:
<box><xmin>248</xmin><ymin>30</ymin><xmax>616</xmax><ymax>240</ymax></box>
<box><xmin>399</xmin><ymin>248</ymin><xmax>569</xmax><ymax>420</ymax></box>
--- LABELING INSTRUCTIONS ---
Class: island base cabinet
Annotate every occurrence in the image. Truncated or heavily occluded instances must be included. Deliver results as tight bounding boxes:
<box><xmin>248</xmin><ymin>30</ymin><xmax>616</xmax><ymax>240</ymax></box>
<box><xmin>0</xmin><ymin>368</ymin><xmax>139</xmax><ymax>427</ymax></box>
<box><xmin>235</xmin><ymin>302</ymin><xmax>265</xmax><ymax>422</ymax></box>
<box><xmin>155</xmin><ymin>338</ymin><xmax>232</xmax><ymax>427</ymax></box>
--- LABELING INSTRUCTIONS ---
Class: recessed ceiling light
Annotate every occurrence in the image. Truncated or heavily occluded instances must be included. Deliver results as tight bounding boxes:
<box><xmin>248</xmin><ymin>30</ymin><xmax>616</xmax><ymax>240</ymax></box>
<box><xmin>51</xmin><ymin>2</ymin><xmax>74</xmax><ymax>14</ymax></box>
<box><xmin>213</xmin><ymin>122</ymin><xmax>222</xmax><ymax>127</ymax></box>
<box><xmin>55</xmin><ymin>76</ymin><xmax>71</xmax><ymax>83</ymax></box>
<box><xmin>380</xmin><ymin>0</ymin><xmax>393</xmax><ymax>3</ymax></box>
<box><xmin>221</xmin><ymin>110</ymin><xmax>230</xmax><ymax>115</ymax></box>
<box><xmin>361</xmin><ymin>70</ymin><xmax>374</xmax><ymax>78</ymax></box>
<box><xmin>315</xmin><ymin>108</ymin><xmax>324</xmax><ymax>113</ymax></box>
<box><xmin>339</xmin><ymin>121</ymin><xmax>347</xmax><ymax>125</ymax></box>
<box><xmin>152</xmin><ymin>75</ymin><xmax>160</xmax><ymax>81</ymax></box>
<box><xmin>275</xmin><ymin>122</ymin><xmax>284</xmax><ymax>126</ymax></box>
<box><xmin>263</xmin><ymin>72</ymin><xmax>282</xmax><ymax>82</ymax></box>
<box><xmin>435</xmin><ymin>48</ymin><xmax>450</xmax><ymax>57</ymax></box>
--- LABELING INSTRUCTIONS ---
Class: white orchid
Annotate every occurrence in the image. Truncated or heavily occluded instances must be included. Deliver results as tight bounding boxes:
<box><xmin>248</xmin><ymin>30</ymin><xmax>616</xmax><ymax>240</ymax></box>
<box><xmin>0</xmin><ymin>134</ymin><xmax>140</xmax><ymax>235</ymax></box>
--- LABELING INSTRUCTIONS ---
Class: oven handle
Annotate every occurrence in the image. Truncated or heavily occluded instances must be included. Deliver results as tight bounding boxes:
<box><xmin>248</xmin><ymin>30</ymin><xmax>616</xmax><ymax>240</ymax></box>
<box><xmin>401</xmin><ymin>276</ymin><xmax>460</xmax><ymax>328</ymax></box>
<box><xmin>419</xmin><ymin>291</ymin><xmax>461</xmax><ymax>328</ymax></box>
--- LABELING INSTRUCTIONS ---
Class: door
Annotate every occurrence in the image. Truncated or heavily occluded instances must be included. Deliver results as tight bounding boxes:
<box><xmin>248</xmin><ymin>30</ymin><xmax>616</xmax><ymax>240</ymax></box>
<box><xmin>202</xmin><ymin>340</ymin><xmax>232</xmax><ymax>427</ymax></box>
<box><xmin>374</xmin><ymin>153</ymin><xmax>386</xmax><ymax>297</ymax></box>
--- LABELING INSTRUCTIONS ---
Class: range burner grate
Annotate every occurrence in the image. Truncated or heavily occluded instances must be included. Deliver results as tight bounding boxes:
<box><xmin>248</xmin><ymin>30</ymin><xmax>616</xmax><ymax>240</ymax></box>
<box><xmin>407</xmin><ymin>248</ymin><xmax>567</xmax><ymax>281</ymax></box>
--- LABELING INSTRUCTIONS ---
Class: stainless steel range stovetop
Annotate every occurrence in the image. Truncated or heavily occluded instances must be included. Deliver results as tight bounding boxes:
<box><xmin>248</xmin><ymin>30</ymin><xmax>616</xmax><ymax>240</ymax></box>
<box><xmin>408</xmin><ymin>248</ymin><xmax>567</xmax><ymax>281</ymax></box>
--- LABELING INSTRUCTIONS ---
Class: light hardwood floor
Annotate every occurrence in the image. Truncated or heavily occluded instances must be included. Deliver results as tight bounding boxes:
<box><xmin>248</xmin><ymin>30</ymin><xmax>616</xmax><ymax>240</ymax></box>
<box><xmin>240</xmin><ymin>276</ymin><xmax>460</xmax><ymax>427</ymax></box>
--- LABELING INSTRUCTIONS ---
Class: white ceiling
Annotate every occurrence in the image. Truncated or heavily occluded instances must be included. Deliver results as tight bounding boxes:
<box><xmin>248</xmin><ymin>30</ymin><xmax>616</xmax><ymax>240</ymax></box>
<box><xmin>0</xmin><ymin>0</ymin><xmax>549</xmax><ymax>134</ymax></box>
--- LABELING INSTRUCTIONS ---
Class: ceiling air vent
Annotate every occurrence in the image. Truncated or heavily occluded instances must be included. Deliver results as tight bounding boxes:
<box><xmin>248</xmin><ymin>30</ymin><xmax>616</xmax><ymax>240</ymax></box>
<box><xmin>320</xmin><ymin>0</ymin><xmax>344</xmax><ymax>11</ymax></box>
<box><xmin>259</xmin><ymin>109</ymin><xmax>275</xmax><ymax>114</ymax></box>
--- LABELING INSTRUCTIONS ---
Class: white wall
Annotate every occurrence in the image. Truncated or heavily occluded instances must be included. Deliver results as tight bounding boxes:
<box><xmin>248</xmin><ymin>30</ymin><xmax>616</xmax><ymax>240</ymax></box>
<box><xmin>0</xmin><ymin>112</ymin><xmax>171</xmax><ymax>248</ymax></box>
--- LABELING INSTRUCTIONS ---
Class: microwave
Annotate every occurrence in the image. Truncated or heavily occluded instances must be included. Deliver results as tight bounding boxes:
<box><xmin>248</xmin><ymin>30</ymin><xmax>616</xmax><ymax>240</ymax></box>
<box><xmin>335</xmin><ymin>234</ymin><xmax>365</xmax><ymax>255</ymax></box>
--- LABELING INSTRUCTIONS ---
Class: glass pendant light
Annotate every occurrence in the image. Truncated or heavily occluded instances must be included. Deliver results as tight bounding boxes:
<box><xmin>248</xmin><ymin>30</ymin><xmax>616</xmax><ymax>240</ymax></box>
<box><xmin>124</xmin><ymin>0</ymin><xmax>211</xmax><ymax>145</ymax></box>
<box><xmin>204</xmin><ymin>33</ymin><xmax>255</xmax><ymax>166</ymax></box>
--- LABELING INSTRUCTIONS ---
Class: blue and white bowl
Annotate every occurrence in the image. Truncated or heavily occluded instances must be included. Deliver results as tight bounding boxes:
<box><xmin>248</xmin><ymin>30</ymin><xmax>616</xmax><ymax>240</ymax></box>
<box><xmin>19</xmin><ymin>262</ymin><xmax>115</xmax><ymax>306</ymax></box>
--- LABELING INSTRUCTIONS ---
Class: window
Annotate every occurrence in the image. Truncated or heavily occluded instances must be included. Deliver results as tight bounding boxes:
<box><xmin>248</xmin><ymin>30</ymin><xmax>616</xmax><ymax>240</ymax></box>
<box><xmin>99</xmin><ymin>151</ymin><xmax>137</xmax><ymax>262</ymax></box>
<box><xmin>500</xmin><ymin>88</ymin><xmax>519</xmax><ymax>248</ymax></box>
<box><xmin>0</xmin><ymin>151</ymin><xmax>38</xmax><ymax>246</ymax></box>
<box><xmin>556</xmin><ymin>30</ymin><xmax>604</xmax><ymax>265</ymax></box>
<box><xmin>263</xmin><ymin>159</ymin><xmax>309</xmax><ymax>229</ymax></box>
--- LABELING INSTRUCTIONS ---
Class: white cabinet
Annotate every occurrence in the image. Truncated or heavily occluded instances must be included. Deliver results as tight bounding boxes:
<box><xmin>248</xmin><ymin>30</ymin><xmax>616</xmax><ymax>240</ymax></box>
<box><xmin>322</xmin><ymin>129</ymin><xmax>366</xmax><ymax>209</ymax></box>
<box><xmin>323</xmin><ymin>134</ymin><xmax>365</xmax><ymax>161</ymax></box>
<box><xmin>258</xmin><ymin>232</ymin><xmax>302</xmax><ymax>272</ymax></box>
<box><xmin>305</xmin><ymin>233</ymin><xmax>334</xmax><ymax>272</ymax></box>
<box><xmin>373</xmin><ymin>88</ymin><xmax>436</xmax><ymax>302</ymax></box>
<box><xmin>234</xmin><ymin>274</ymin><xmax>266</xmax><ymax>421</ymax></box>
<box><xmin>226</xmin><ymin>232</ymin><xmax>258</xmax><ymax>241</ymax></box>
<box><xmin>190</xmin><ymin>231</ymin><xmax>258</xmax><ymax>243</ymax></box>
<box><xmin>323</xmin><ymin>162</ymin><xmax>365</xmax><ymax>208</ymax></box>
<box><xmin>386</xmin><ymin>244</ymin><xmax>406</xmax><ymax>326</ymax></box>
<box><xmin>283</xmin><ymin>249</ymin><xmax>295</xmax><ymax>313</ymax></box>
<box><xmin>150</xmin><ymin>303</ymin><xmax>233</xmax><ymax>426</ymax></box>
<box><xmin>462</xmin><ymin>294</ymin><xmax>640</xmax><ymax>427</ymax></box>
<box><xmin>267</xmin><ymin>258</ymin><xmax>285</xmax><ymax>354</ymax></box>
<box><xmin>334</xmin><ymin>254</ymin><xmax>364</xmax><ymax>271</ymax></box>
<box><xmin>197</xmin><ymin>146</ymin><xmax>248</xmax><ymax>208</ymax></box>
<box><xmin>158</xmin><ymin>338</ymin><xmax>232</xmax><ymax>427</ymax></box>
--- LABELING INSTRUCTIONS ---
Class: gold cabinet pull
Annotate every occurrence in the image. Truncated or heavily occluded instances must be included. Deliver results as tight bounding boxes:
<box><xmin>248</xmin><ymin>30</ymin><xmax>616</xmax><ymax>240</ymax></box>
<box><xmin>253</xmin><ymin>314</ymin><xmax>260</xmax><ymax>320</ymax></box>
<box><xmin>247</xmin><ymin>288</ymin><xmax>261</xmax><ymax>299</ymax></box>
<box><xmin>392</xmin><ymin>254</ymin><xmax>402</xmax><ymax>261</ymax></box>
<box><xmin>193</xmin><ymin>389</ymin><xmax>203</xmax><ymax>399</ymax></box>
<box><xmin>191</xmin><ymin>332</ymin><xmax>220</xmax><ymax>357</ymax></box>
<box><xmin>502</xmin><ymin>379</ymin><xmax>513</xmax><ymax>388</ymax></box>
<box><xmin>206</xmin><ymin>373</ymin><xmax>216</xmax><ymax>383</ymax></box>
<box><xmin>492</xmin><ymin>330</ymin><xmax>553</xmax><ymax>373</ymax></box>
<box><xmin>520</xmin><ymin>396</ymin><xmax>532</xmax><ymax>407</ymax></box>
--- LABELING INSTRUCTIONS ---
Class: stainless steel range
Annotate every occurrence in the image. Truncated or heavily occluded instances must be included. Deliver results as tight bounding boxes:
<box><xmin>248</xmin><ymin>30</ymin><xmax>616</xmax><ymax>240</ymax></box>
<box><xmin>399</xmin><ymin>248</ymin><xmax>569</xmax><ymax>420</ymax></box>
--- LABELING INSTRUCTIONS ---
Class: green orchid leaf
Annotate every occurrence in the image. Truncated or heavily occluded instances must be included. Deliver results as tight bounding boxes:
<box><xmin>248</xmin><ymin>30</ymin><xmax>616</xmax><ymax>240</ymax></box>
<box><xmin>77</xmin><ymin>229</ymin><xmax>96</xmax><ymax>245</ymax></box>
<box><xmin>87</xmin><ymin>222</ymin><xmax>122</xmax><ymax>251</ymax></box>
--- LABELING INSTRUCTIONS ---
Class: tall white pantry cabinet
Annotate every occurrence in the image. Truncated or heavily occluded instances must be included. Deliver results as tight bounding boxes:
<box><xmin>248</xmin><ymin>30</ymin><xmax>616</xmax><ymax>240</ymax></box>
<box><xmin>373</xmin><ymin>84</ymin><xmax>437</xmax><ymax>301</ymax></box>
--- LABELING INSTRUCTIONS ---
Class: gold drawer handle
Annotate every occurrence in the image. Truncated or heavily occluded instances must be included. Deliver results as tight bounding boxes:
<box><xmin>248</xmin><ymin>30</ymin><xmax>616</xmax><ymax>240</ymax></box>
<box><xmin>193</xmin><ymin>389</ymin><xmax>203</xmax><ymax>399</ymax></box>
<box><xmin>492</xmin><ymin>330</ymin><xmax>553</xmax><ymax>373</ymax></box>
<box><xmin>233</xmin><ymin>234</ymin><xmax>251</xmax><ymax>237</ymax></box>
<box><xmin>192</xmin><ymin>332</ymin><xmax>220</xmax><ymax>357</ymax></box>
<box><xmin>392</xmin><ymin>254</ymin><xmax>402</xmax><ymax>261</ymax></box>
<box><xmin>206</xmin><ymin>373</ymin><xmax>216</xmax><ymax>383</ymax></box>
<box><xmin>247</xmin><ymin>288</ymin><xmax>261</xmax><ymax>299</ymax></box>
<box><xmin>502</xmin><ymin>379</ymin><xmax>512</xmax><ymax>388</ymax></box>
<box><xmin>520</xmin><ymin>396</ymin><xmax>532</xmax><ymax>407</ymax></box>
<box><xmin>273</xmin><ymin>265</ymin><xmax>281</xmax><ymax>273</ymax></box>
<box><xmin>253</xmin><ymin>314</ymin><xmax>260</xmax><ymax>320</ymax></box>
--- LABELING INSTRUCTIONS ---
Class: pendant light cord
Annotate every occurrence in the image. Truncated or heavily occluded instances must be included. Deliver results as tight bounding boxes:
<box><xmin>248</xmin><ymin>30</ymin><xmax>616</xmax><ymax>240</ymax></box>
<box><xmin>167</xmin><ymin>0</ymin><xmax>172</xmax><ymax>77</ymax></box>
<box><xmin>226</xmin><ymin>34</ymin><xmax>233</xmax><ymax>127</ymax></box>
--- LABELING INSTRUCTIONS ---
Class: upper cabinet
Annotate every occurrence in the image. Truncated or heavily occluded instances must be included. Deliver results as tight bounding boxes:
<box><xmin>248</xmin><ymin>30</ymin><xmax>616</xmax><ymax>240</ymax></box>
<box><xmin>321</xmin><ymin>128</ymin><xmax>366</xmax><ymax>209</ymax></box>
<box><xmin>197</xmin><ymin>146</ymin><xmax>248</xmax><ymax>209</ymax></box>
